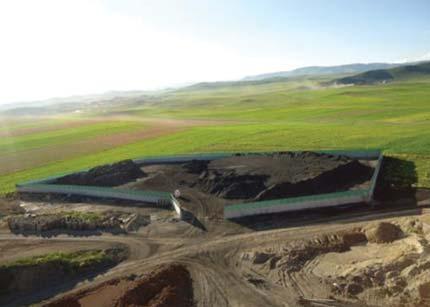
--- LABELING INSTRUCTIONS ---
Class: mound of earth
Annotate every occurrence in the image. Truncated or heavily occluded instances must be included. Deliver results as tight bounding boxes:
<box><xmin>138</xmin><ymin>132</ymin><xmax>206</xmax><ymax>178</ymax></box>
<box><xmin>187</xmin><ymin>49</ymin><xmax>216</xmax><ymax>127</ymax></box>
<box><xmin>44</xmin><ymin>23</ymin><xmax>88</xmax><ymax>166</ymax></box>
<box><xmin>194</xmin><ymin>152</ymin><xmax>374</xmax><ymax>201</ymax></box>
<box><xmin>255</xmin><ymin>160</ymin><xmax>374</xmax><ymax>201</ymax></box>
<box><xmin>44</xmin><ymin>264</ymin><xmax>194</xmax><ymax>307</ymax></box>
<box><xmin>241</xmin><ymin>229</ymin><xmax>365</xmax><ymax>274</ymax></box>
<box><xmin>365</xmin><ymin>222</ymin><xmax>403</xmax><ymax>243</ymax></box>
<box><xmin>199</xmin><ymin>170</ymin><xmax>268</xmax><ymax>199</ymax></box>
<box><xmin>239</xmin><ymin>217</ymin><xmax>430</xmax><ymax>306</ymax></box>
<box><xmin>7</xmin><ymin>212</ymin><xmax>150</xmax><ymax>235</ymax></box>
<box><xmin>183</xmin><ymin>159</ymin><xmax>209</xmax><ymax>174</ymax></box>
<box><xmin>53</xmin><ymin>159</ymin><xmax>145</xmax><ymax>187</ymax></box>
<box><xmin>124</xmin><ymin>151</ymin><xmax>375</xmax><ymax>220</ymax></box>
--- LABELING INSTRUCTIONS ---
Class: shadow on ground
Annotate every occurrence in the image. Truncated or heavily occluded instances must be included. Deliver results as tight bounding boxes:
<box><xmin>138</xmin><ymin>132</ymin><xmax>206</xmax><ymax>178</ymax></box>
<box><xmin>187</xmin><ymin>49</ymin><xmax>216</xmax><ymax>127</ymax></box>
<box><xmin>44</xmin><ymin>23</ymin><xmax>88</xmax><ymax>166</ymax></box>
<box><xmin>181</xmin><ymin>208</ymin><xmax>207</xmax><ymax>232</ymax></box>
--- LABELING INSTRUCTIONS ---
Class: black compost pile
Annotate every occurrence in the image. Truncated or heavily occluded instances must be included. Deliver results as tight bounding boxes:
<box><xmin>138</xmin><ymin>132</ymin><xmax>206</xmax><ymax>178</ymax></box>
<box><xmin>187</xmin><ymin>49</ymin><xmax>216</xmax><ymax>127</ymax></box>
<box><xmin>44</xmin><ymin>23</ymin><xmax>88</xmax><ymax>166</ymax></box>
<box><xmin>255</xmin><ymin>160</ymin><xmax>374</xmax><ymax>201</ymax></box>
<box><xmin>182</xmin><ymin>152</ymin><xmax>374</xmax><ymax>201</ymax></box>
<box><xmin>199</xmin><ymin>171</ymin><xmax>268</xmax><ymax>199</ymax></box>
<box><xmin>53</xmin><ymin>159</ymin><xmax>146</xmax><ymax>187</ymax></box>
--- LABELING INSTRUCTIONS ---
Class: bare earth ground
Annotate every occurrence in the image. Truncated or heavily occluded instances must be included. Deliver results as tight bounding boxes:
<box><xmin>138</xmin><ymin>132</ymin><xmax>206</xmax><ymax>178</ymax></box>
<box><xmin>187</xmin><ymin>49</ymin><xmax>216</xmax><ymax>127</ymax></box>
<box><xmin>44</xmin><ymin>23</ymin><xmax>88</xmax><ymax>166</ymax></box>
<box><xmin>1</xmin><ymin>195</ymin><xmax>430</xmax><ymax>306</ymax></box>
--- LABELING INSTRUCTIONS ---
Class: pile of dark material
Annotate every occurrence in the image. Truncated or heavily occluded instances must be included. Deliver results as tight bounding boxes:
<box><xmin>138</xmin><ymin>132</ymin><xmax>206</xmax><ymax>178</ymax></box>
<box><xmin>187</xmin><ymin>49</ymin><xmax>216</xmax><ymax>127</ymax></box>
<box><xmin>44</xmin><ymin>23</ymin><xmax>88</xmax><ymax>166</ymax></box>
<box><xmin>199</xmin><ymin>170</ymin><xmax>268</xmax><ymax>199</ymax></box>
<box><xmin>53</xmin><ymin>159</ymin><xmax>145</xmax><ymax>187</ymax></box>
<box><xmin>182</xmin><ymin>152</ymin><xmax>375</xmax><ymax>201</ymax></box>
<box><xmin>255</xmin><ymin>160</ymin><xmax>374</xmax><ymax>201</ymax></box>
<box><xmin>183</xmin><ymin>159</ymin><xmax>209</xmax><ymax>174</ymax></box>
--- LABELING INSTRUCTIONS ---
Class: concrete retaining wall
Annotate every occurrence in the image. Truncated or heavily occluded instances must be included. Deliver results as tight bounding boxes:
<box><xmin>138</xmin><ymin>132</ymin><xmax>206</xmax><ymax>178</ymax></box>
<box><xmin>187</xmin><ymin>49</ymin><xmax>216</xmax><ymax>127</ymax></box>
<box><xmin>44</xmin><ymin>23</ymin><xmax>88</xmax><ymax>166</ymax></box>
<box><xmin>16</xmin><ymin>184</ymin><xmax>172</xmax><ymax>208</ymax></box>
<box><xmin>224</xmin><ymin>190</ymin><xmax>368</xmax><ymax>219</ymax></box>
<box><xmin>16</xmin><ymin>149</ymin><xmax>382</xmax><ymax>220</ymax></box>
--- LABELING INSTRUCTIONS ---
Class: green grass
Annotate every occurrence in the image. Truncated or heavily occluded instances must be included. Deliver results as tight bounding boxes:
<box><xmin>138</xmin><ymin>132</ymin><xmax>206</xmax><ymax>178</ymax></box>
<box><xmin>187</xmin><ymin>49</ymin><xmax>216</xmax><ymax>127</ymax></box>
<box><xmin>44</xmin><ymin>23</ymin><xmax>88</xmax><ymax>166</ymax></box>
<box><xmin>1</xmin><ymin>250</ymin><xmax>111</xmax><ymax>270</ymax></box>
<box><xmin>1</xmin><ymin>77</ymin><xmax>430</xmax><ymax>195</ymax></box>
<box><xmin>63</xmin><ymin>211</ymin><xmax>103</xmax><ymax>223</ymax></box>
<box><xmin>0</xmin><ymin>121</ymin><xmax>143</xmax><ymax>154</ymax></box>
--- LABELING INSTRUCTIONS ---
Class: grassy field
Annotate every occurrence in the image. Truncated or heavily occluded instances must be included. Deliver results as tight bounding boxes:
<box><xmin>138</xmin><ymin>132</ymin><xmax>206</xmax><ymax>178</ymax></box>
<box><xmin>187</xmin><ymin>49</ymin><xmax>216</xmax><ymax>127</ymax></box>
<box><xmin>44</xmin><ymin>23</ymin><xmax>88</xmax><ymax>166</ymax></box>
<box><xmin>1</xmin><ymin>250</ymin><xmax>112</xmax><ymax>270</ymax></box>
<box><xmin>1</xmin><ymin>77</ymin><xmax>429</xmax><ymax>195</ymax></box>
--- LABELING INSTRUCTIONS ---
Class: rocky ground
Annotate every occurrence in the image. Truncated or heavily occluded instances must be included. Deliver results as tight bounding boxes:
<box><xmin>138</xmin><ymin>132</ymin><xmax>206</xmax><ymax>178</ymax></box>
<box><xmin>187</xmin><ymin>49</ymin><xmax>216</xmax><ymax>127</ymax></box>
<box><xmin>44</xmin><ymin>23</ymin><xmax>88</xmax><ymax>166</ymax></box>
<box><xmin>240</xmin><ymin>217</ymin><xmax>430</xmax><ymax>306</ymax></box>
<box><xmin>7</xmin><ymin>211</ymin><xmax>150</xmax><ymax>235</ymax></box>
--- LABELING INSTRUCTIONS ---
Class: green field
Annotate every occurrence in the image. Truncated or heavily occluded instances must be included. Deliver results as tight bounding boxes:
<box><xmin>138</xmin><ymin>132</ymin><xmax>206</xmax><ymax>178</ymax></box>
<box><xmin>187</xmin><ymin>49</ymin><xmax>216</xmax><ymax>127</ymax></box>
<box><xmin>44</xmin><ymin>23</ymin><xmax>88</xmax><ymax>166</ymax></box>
<box><xmin>1</xmin><ymin>76</ymin><xmax>429</xmax><ymax>195</ymax></box>
<box><xmin>1</xmin><ymin>250</ymin><xmax>113</xmax><ymax>270</ymax></box>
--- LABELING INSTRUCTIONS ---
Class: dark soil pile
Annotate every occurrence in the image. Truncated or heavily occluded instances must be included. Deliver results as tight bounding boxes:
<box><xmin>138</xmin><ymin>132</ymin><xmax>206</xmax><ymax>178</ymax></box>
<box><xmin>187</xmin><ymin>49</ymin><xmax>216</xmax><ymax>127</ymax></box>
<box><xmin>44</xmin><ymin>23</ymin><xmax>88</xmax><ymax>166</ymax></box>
<box><xmin>44</xmin><ymin>264</ymin><xmax>194</xmax><ymax>307</ymax></box>
<box><xmin>365</xmin><ymin>222</ymin><xmax>403</xmax><ymax>243</ymax></box>
<box><xmin>183</xmin><ymin>159</ymin><xmax>209</xmax><ymax>174</ymax></box>
<box><xmin>53</xmin><ymin>159</ymin><xmax>145</xmax><ymax>187</ymax></box>
<box><xmin>199</xmin><ymin>170</ymin><xmax>268</xmax><ymax>199</ymax></box>
<box><xmin>185</xmin><ymin>152</ymin><xmax>374</xmax><ymax>201</ymax></box>
<box><xmin>255</xmin><ymin>160</ymin><xmax>374</xmax><ymax>201</ymax></box>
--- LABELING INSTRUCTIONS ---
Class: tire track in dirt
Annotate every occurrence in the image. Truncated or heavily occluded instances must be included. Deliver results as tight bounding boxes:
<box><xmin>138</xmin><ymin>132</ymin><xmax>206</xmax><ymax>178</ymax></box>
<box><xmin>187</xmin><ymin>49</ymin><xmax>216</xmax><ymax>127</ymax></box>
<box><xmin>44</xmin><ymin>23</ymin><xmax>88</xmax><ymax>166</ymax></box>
<box><xmin>2</xmin><ymin>207</ymin><xmax>426</xmax><ymax>306</ymax></box>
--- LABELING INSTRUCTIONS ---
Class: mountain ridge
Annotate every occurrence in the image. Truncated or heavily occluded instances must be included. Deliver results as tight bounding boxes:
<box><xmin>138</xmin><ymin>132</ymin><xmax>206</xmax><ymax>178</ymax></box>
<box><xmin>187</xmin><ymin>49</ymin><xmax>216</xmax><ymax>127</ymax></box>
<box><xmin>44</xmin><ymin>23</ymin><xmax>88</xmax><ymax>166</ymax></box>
<box><xmin>242</xmin><ymin>62</ymin><xmax>404</xmax><ymax>81</ymax></box>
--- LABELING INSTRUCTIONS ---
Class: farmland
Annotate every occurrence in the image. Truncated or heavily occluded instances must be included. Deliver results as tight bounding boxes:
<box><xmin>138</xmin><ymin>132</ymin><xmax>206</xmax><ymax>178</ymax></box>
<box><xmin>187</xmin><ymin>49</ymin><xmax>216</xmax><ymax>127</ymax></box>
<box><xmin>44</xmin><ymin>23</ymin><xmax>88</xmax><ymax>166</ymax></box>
<box><xmin>1</xmin><ymin>76</ymin><xmax>430</xmax><ymax>195</ymax></box>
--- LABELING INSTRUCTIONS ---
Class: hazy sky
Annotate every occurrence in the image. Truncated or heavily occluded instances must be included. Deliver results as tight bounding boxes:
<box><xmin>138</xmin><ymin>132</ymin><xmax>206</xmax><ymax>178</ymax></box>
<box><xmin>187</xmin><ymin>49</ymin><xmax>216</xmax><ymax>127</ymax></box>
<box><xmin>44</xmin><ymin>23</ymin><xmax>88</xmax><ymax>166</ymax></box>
<box><xmin>0</xmin><ymin>0</ymin><xmax>429</xmax><ymax>105</ymax></box>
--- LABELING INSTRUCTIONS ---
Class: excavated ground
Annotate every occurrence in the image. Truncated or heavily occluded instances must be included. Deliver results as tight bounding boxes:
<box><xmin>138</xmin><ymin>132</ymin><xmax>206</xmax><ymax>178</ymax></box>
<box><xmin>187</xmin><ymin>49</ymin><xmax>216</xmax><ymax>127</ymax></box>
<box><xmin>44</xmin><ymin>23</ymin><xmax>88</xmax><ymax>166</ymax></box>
<box><xmin>43</xmin><ymin>264</ymin><xmax>194</xmax><ymax>307</ymax></box>
<box><xmin>1</xmin><ymin>196</ymin><xmax>430</xmax><ymax>306</ymax></box>
<box><xmin>4</xmin><ymin>153</ymin><xmax>430</xmax><ymax>307</ymax></box>
<box><xmin>240</xmin><ymin>217</ymin><xmax>430</xmax><ymax>306</ymax></box>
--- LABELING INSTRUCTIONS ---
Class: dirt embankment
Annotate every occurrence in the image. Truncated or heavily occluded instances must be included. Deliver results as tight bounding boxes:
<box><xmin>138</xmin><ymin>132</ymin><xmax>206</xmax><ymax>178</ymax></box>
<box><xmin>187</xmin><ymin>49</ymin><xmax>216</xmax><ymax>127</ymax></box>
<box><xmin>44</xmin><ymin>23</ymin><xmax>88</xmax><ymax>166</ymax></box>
<box><xmin>254</xmin><ymin>160</ymin><xmax>374</xmax><ymax>201</ymax></box>
<box><xmin>53</xmin><ymin>159</ymin><xmax>145</xmax><ymax>187</ymax></box>
<box><xmin>0</xmin><ymin>248</ymin><xmax>128</xmax><ymax>305</ymax></box>
<box><xmin>7</xmin><ymin>212</ymin><xmax>150</xmax><ymax>235</ymax></box>
<box><xmin>241</xmin><ymin>228</ymin><xmax>367</xmax><ymax>275</ymax></box>
<box><xmin>44</xmin><ymin>264</ymin><xmax>194</xmax><ymax>307</ymax></box>
<box><xmin>241</xmin><ymin>220</ymin><xmax>430</xmax><ymax>306</ymax></box>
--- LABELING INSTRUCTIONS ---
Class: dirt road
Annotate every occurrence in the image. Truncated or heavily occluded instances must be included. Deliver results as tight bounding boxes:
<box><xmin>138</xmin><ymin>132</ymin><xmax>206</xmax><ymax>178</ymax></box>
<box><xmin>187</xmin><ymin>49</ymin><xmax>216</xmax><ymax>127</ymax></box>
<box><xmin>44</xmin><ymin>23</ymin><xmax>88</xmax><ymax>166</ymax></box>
<box><xmin>1</xmin><ymin>204</ymin><xmax>429</xmax><ymax>306</ymax></box>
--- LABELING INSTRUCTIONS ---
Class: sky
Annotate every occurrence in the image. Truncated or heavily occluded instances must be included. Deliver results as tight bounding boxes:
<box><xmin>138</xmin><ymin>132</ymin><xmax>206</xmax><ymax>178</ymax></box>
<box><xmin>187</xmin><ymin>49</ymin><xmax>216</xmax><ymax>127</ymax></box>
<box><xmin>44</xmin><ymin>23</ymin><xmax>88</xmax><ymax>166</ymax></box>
<box><xmin>0</xmin><ymin>0</ymin><xmax>429</xmax><ymax>105</ymax></box>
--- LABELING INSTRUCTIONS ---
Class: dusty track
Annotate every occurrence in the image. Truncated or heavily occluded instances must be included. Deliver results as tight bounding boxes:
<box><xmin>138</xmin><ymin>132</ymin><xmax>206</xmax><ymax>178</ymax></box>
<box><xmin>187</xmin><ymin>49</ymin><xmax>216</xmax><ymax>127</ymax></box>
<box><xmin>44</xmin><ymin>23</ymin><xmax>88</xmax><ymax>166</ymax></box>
<box><xmin>1</xmin><ymin>204</ymin><xmax>428</xmax><ymax>306</ymax></box>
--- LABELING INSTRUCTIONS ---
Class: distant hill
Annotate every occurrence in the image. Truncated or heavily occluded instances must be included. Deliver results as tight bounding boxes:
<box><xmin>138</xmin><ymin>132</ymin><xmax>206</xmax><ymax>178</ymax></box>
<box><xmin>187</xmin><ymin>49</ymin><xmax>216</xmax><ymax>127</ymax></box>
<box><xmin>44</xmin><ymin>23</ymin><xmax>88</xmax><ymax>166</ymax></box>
<box><xmin>242</xmin><ymin>63</ymin><xmax>402</xmax><ymax>81</ymax></box>
<box><xmin>183</xmin><ymin>77</ymin><xmax>292</xmax><ymax>91</ymax></box>
<box><xmin>333</xmin><ymin>62</ymin><xmax>430</xmax><ymax>85</ymax></box>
